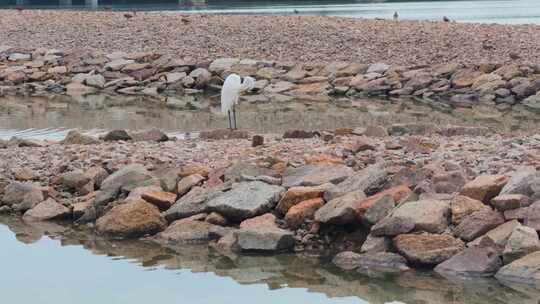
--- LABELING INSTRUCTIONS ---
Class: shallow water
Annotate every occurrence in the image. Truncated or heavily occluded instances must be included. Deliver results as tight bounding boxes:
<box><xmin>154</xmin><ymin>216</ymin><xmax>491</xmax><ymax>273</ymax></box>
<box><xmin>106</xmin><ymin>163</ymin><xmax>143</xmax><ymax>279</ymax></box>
<box><xmin>1</xmin><ymin>94</ymin><xmax>539</xmax><ymax>141</ymax></box>
<box><xmin>2</xmin><ymin>0</ymin><xmax>540</xmax><ymax>24</ymax></box>
<box><xmin>0</xmin><ymin>216</ymin><xmax>539</xmax><ymax>304</ymax></box>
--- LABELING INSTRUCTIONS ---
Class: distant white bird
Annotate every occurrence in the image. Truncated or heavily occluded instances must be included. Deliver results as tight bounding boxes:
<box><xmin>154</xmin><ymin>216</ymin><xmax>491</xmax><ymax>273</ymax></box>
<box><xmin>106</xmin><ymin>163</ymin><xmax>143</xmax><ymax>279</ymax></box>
<box><xmin>393</xmin><ymin>11</ymin><xmax>399</xmax><ymax>21</ymax></box>
<box><xmin>221</xmin><ymin>74</ymin><xmax>255</xmax><ymax>130</ymax></box>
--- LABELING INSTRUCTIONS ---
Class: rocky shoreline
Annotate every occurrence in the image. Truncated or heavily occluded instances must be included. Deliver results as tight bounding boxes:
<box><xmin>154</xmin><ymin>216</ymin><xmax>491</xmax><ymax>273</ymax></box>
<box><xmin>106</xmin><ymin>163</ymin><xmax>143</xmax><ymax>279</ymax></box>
<box><xmin>3</xmin><ymin>46</ymin><xmax>540</xmax><ymax>110</ymax></box>
<box><xmin>1</xmin><ymin>124</ymin><xmax>540</xmax><ymax>287</ymax></box>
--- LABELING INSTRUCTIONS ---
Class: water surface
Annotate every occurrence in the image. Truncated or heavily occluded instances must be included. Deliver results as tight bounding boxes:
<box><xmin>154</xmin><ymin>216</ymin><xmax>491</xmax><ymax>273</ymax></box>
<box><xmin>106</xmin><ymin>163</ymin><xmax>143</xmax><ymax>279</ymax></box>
<box><xmin>1</xmin><ymin>216</ymin><xmax>539</xmax><ymax>304</ymax></box>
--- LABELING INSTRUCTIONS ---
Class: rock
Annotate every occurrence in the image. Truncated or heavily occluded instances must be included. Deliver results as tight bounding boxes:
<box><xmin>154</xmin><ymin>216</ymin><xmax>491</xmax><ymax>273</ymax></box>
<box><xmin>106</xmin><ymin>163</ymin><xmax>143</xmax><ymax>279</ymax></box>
<box><xmin>61</xmin><ymin>130</ymin><xmax>99</xmax><ymax>145</ymax></box>
<box><xmin>390</xmin><ymin>199</ymin><xmax>450</xmax><ymax>233</ymax></box>
<box><xmin>394</xmin><ymin>233</ymin><xmax>465</xmax><ymax>265</ymax></box>
<box><xmin>206</xmin><ymin>181</ymin><xmax>284</xmax><ymax>221</ymax></box>
<box><xmin>22</xmin><ymin>198</ymin><xmax>71</xmax><ymax>221</ymax></box>
<box><xmin>356</xmin><ymin>185</ymin><xmax>411</xmax><ymax>222</ymax></box>
<box><xmin>205</xmin><ymin>212</ymin><xmax>228</xmax><ymax>226</ymax></box>
<box><xmin>66</xmin><ymin>82</ymin><xmax>96</xmax><ymax>97</ymax></box>
<box><xmin>500</xmin><ymin>168</ymin><xmax>540</xmax><ymax>197</ymax></box>
<box><xmin>130</xmin><ymin>129</ymin><xmax>169</xmax><ymax>142</ymax></box>
<box><xmin>284</xmin><ymin>198</ymin><xmax>324</xmax><ymax>229</ymax></box>
<box><xmin>469</xmin><ymin>220</ymin><xmax>522</xmax><ymax>248</ymax></box>
<box><xmin>96</xmin><ymin>200</ymin><xmax>166</xmax><ymax>238</ymax></box>
<box><xmin>503</xmin><ymin>226</ymin><xmax>540</xmax><ymax>264</ymax></box>
<box><xmin>314</xmin><ymin>190</ymin><xmax>366</xmax><ymax>225</ymax></box>
<box><xmin>199</xmin><ymin>129</ymin><xmax>249</xmax><ymax>140</ymax></box>
<box><xmin>105</xmin><ymin>58</ymin><xmax>135</xmax><ymax>71</ymax></box>
<box><xmin>324</xmin><ymin>164</ymin><xmax>388</xmax><ymax>200</ymax></box>
<box><xmin>176</xmin><ymin>174</ymin><xmax>205</xmax><ymax>196</ymax></box>
<box><xmin>282</xmin><ymin>130</ymin><xmax>316</xmax><ymax>139</ymax></box>
<box><xmin>435</xmin><ymin>247</ymin><xmax>502</xmax><ymax>277</ymax></box>
<box><xmin>360</xmin><ymin>234</ymin><xmax>391</xmax><ymax>253</ymax></box>
<box><xmin>356</xmin><ymin>252</ymin><xmax>410</xmax><ymax>273</ymax></box>
<box><xmin>15</xmin><ymin>188</ymin><xmax>44</xmax><ymax>212</ymax></box>
<box><xmin>209</xmin><ymin>58</ymin><xmax>239</xmax><ymax>74</ymax></box>
<box><xmin>163</xmin><ymin>187</ymin><xmax>220</xmax><ymax>222</ymax></box>
<box><xmin>154</xmin><ymin>217</ymin><xmax>227</xmax><ymax>245</ymax></box>
<box><xmin>497</xmin><ymin>250</ymin><xmax>540</xmax><ymax>287</ymax></box>
<box><xmin>361</xmin><ymin>194</ymin><xmax>395</xmax><ymax>225</ymax></box>
<box><xmin>100</xmin><ymin>164</ymin><xmax>154</xmax><ymax>192</ymax></box>
<box><xmin>235</xmin><ymin>225</ymin><xmax>295</xmax><ymax>252</ymax></box>
<box><xmin>433</xmin><ymin>170</ymin><xmax>467</xmax><ymax>193</ymax></box>
<box><xmin>491</xmin><ymin>194</ymin><xmax>530</xmax><ymax>211</ymax></box>
<box><xmin>371</xmin><ymin>216</ymin><xmax>415</xmax><ymax>237</ymax></box>
<box><xmin>8</xmin><ymin>53</ymin><xmax>31</xmax><ymax>61</ymax></box>
<box><xmin>504</xmin><ymin>207</ymin><xmax>528</xmax><ymax>221</ymax></box>
<box><xmin>454</xmin><ymin>209</ymin><xmax>505</xmax><ymax>242</ymax></box>
<box><xmin>59</xmin><ymin>171</ymin><xmax>91</xmax><ymax>192</ymax></box>
<box><xmin>282</xmin><ymin>164</ymin><xmax>353</xmax><ymax>188</ymax></box>
<box><xmin>224</xmin><ymin>163</ymin><xmax>276</xmax><ymax>182</ymax></box>
<box><xmin>332</xmin><ymin>251</ymin><xmax>362</xmax><ymax>270</ymax></box>
<box><xmin>103</xmin><ymin>129</ymin><xmax>132</xmax><ymax>141</ymax></box>
<box><xmin>450</xmin><ymin>195</ymin><xmax>489</xmax><ymax>224</ymax></box>
<box><xmin>141</xmin><ymin>191</ymin><xmax>176</xmax><ymax>211</ymax></box>
<box><xmin>364</xmin><ymin>125</ymin><xmax>388</xmax><ymax>137</ymax></box>
<box><xmin>84</xmin><ymin>74</ymin><xmax>106</xmax><ymax>88</ymax></box>
<box><xmin>13</xmin><ymin>168</ymin><xmax>36</xmax><ymax>181</ymax></box>
<box><xmin>239</xmin><ymin>213</ymin><xmax>277</xmax><ymax>229</ymax></box>
<box><xmin>251</xmin><ymin>135</ymin><xmax>264</xmax><ymax>147</ymax></box>
<box><xmin>460</xmin><ymin>175</ymin><xmax>508</xmax><ymax>203</ymax></box>
<box><xmin>2</xmin><ymin>182</ymin><xmax>41</xmax><ymax>206</ymax></box>
<box><xmin>525</xmin><ymin>201</ymin><xmax>540</xmax><ymax>231</ymax></box>
<box><xmin>367</xmin><ymin>63</ymin><xmax>390</xmax><ymax>74</ymax></box>
<box><xmin>276</xmin><ymin>185</ymin><xmax>326</xmax><ymax>215</ymax></box>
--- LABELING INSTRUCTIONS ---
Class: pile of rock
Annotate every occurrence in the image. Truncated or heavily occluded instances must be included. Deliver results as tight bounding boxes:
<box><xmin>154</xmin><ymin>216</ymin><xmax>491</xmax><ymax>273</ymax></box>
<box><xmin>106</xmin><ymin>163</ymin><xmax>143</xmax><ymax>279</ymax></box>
<box><xmin>3</xmin><ymin>47</ymin><xmax>540</xmax><ymax>109</ymax></box>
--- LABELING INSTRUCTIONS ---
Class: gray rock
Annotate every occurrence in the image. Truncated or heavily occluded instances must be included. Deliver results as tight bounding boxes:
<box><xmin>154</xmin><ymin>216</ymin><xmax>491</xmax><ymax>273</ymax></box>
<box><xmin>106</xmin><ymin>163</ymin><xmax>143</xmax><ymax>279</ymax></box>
<box><xmin>282</xmin><ymin>164</ymin><xmax>353</xmax><ymax>188</ymax></box>
<box><xmin>496</xmin><ymin>251</ymin><xmax>540</xmax><ymax>285</ymax></box>
<box><xmin>105</xmin><ymin>58</ymin><xmax>134</xmax><ymax>71</ymax></box>
<box><xmin>390</xmin><ymin>199</ymin><xmax>450</xmax><ymax>233</ymax></box>
<box><xmin>367</xmin><ymin>63</ymin><xmax>390</xmax><ymax>74</ymax></box>
<box><xmin>503</xmin><ymin>225</ymin><xmax>540</xmax><ymax>264</ymax></box>
<box><xmin>435</xmin><ymin>247</ymin><xmax>502</xmax><ymax>277</ymax></box>
<box><xmin>209</xmin><ymin>58</ymin><xmax>239</xmax><ymax>74</ymax></box>
<box><xmin>469</xmin><ymin>220</ymin><xmax>522</xmax><ymax>248</ymax></box>
<box><xmin>362</xmin><ymin>194</ymin><xmax>394</xmax><ymax>225</ymax></box>
<box><xmin>59</xmin><ymin>171</ymin><xmax>91</xmax><ymax>191</ymax></box>
<box><xmin>100</xmin><ymin>164</ymin><xmax>154</xmax><ymax>192</ymax></box>
<box><xmin>360</xmin><ymin>234</ymin><xmax>391</xmax><ymax>253</ymax></box>
<box><xmin>224</xmin><ymin>163</ymin><xmax>277</xmax><ymax>182</ymax></box>
<box><xmin>371</xmin><ymin>216</ymin><xmax>415</xmax><ymax>237</ymax></box>
<box><xmin>23</xmin><ymin>198</ymin><xmax>71</xmax><ymax>221</ymax></box>
<box><xmin>103</xmin><ymin>129</ymin><xmax>132</xmax><ymax>141</ymax></box>
<box><xmin>14</xmin><ymin>188</ymin><xmax>44</xmax><ymax>212</ymax></box>
<box><xmin>500</xmin><ymin>168</ymin><xmax>540</xmax><ymax>197</ymax></box>
<box><xmin>176</xmin><ymin>174</ymin><xmax>205</xmax><ymax>196</ymax></box>
<box><xmin>206</xmin><ymin>181</ymin><xmax>284</xmax><ymax>221</ymax></box>
<box><xmin>355</xmin><ymin>252</ymin><xmax>410</xmax><ymax>273</ymax></box>
<box><xmin>454</xmin><ymin>209</ymin><xmax>505</xmax><ymax>242</ymax></box>
<box><xmin>525</xmin><ymin>201</ymin><xmax>540</xmax><ymax>231</ymax></box>
<box><xmin>2</xmin><ymin>182</ymin><xmax>40</xmax><ymax>206</ymax></box>
<box><xmin>85</xmin><ymin>74</ymin><xmax>106</xmax><ymax>88</ymax></box>
<box><xmin>235</xmin><ymin>226</ymin><xmax>295</xmax><ymax>252</ymax></box>
<box><xmin>61</xmin><ymin>130</ymin><xmax>99</xmax><ymax>145</ymax></box>
<box><xmin>154</xmin><ymin>218</ymin><xmax>229</xmax><ymax>246</ymax></box>
<box><xmin>163</xmin><ymin>186</ymin><xmax>221</xmax><ymax>222</ymax></box>
<box><xmin>314</xmin><ymin>190</ymin><xmax>365</xmax><ymax>225</ymax></box>
<box><xmin>324</xmin><ymin>163</ymin><xmax>387</xmax><ymax>200</ymax></box>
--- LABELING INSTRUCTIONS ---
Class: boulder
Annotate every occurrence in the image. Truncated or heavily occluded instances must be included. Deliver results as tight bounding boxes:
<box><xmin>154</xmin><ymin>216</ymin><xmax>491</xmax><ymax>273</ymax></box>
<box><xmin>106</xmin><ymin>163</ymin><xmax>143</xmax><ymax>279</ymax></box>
<box><xmin>130</xmin><ymin>129</ymin><xmax>169</xmax><ymax>142</ymax></box>
<box><xmin>61</xmin><ymin>130</ymin><xmax>99</xmax><ymax>145</ymax></box>
<box><xmin>371</xmin><ymin>216</ymin><xmax>415</xmax><ymax>237</ymax></box>
<box><xmin>324</xmin><ymin>163</ymin><xmax>388</xmax><ymax>200</ymax></box>
<box><xmin>469</xmin><ymin>220</ymin><xmax>522</xmax><ymax>248</ymax></box>
<box><xmin>206</xmin><ymin>181</ymin><xmax>284</xmax><ymax>221</ymax></box>
<box><xmin>14</xmin><ymin>188</ymin><xmax>44</xmax><ymax>212</ymax></box>
<box><xmin>525</xmin><ymin>201</ymin><xmax>540</xmax><ymax>231</ymax></box>
<box><xmin>503</xmin><ymin>226</ymin><xmax>540</xmax><ymax>264</ymax></box>
<box><xmin>394</xmin><ymin>233</ymin><xmax>465</xmax><ymax>265</ymax></box>
<box><xmin>454</xmin><ymin>209</ymin><xmax>505</xmax><ymax>242</ymax></box>
<box><xmin>356</xmin><ymin>185</ymin><xmax>411</xmax><ymax>222</ymax></box>
<box><xmin>500</xmin><ymin>168</ymin><xmax>540</xmax><ymax>197</ymax></box>
<box><xmin>235</xmin><ymin>226</ymin><xmax>295</xmax><ymax>252</ymax></box>
<box><xmin>100</xmin><ymin>164</ymin><xmax>154</xmax><ymax>192</ymax></box>
<box><xmin>141</xmin><ymin>191</ymin><xmax>177</xmax><ymax>211</ymax></box>
<box><xmin>176</xmin><ymin>174</ymin><xmax>205</xmax><ymax>196</ymax></box>
<box><xmin>460</xmin><ymin>175</ymin><xmax>508</xmax><ymax>203</ymax></box>
<box><xmin>59</xmin><ymin>171</ymin><xmax>91</xmax><ymax>192</ymax></box>
<box><xmin>224</xmin><ymin>163</ymin><xmax>276</xmax><ymax>182</ymax></box>
<box><xmin>434</xmin><ymin>247</ymin><xmax>502</xmax><ymax>277</ymax></box>
<box><xmin>361</xmin><ymin>194</ymin><xmax>394</xmax><ymax>225</ymax></box>
<box><xmin>103</xmin><ymin>129</ymin><xmax>132</xmax><ymax>141</ymax></box>
<box><xmin>314</xmin><ymin>190</ymin><xmax>365</xmax><ymax>225</ymax></box>
<box><xmin>275</xmin><ymin>185</ymin><xmax>326</xmax><ymax>215</ymax></box>
<box><xmin>390</xmin><ymin>199</ymin><xmax>450</xmax><ymax>233</ymax></box>
<box><xmin>284</xmin><ymin>198</ymin><xmax>324</xmax><ymax>229</ymax></box>
<box><xmin>23</xmin><ymin>198</ymin><xmax>71</xmax><ymax>221</ymax></box>
<box><xmin>450</xmin><ymin>195</ymin><xmax>489</xmax><ymax>224</ymax></box>
<box><xmin>495</xmin><ymin>251</ymin><xmax>540</xmax><ymax>285</ymax></box>
<box><xmin>282</xmin><ymin>164</ymin><xmax>353</xmax><ymax>188</ymax></box>
<box><xmin>154</xmin><ymin>217</ymin><xmax>227</xmax><ymax>245</ymax></box>
<box><xmin>282</xmin><ymin>130</ymin><xmax>316</xmax><ymax>139</ymax></box>
<box><xmin>360</xmin><ymin>234</ymin><xmax>391</xmax><ymax>253</ymax></box>
<box><xmin>2</xmin><ymin>182</ymin><xmax>42</xmax><ymax>206</ymax></box>
<box><xmin>96</xmin><ymin>200</ymin><xmax>166</xmax><ymax>238</ymax></box>
<box><xmin>163</xmin><ymin>187</ymin><xmax>221</xmax><ymax>222</ymax></box>
<box><xmin>491</xmin><ymin>194</ymin><xmax>530</xmax><ymax>211</ymax></box>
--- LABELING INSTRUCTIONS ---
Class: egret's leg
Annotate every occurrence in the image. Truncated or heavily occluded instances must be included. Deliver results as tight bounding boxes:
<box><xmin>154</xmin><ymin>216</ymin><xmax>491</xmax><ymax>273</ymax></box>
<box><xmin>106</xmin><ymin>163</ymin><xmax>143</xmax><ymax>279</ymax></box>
<box><xmin>227</xmin><ymin>110</ymin><xmax>233</xmax><ymax>130</ymax></box>
<box><xmin>233</xmin><ymin>105</ymin><xmax>237</xmax><ymax>130</ymax></box>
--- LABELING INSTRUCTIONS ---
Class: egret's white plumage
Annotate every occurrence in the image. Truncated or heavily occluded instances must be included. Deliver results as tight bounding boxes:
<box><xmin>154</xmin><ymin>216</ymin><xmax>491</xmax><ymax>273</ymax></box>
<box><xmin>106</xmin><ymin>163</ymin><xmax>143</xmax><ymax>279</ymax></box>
<box><xmin>220</xmin><ymin>74</ymin><xmax>255</xmax><ymax>129</ymax></box>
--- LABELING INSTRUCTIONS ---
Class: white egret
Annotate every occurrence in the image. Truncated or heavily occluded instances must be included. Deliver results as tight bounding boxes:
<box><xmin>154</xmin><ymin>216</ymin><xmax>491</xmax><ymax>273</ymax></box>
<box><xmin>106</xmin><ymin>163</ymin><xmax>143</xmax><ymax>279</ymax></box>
<box><xmin>221</xmin><ymin>74</ymin><xmax>255</xmax><ymax>130</ymax></box>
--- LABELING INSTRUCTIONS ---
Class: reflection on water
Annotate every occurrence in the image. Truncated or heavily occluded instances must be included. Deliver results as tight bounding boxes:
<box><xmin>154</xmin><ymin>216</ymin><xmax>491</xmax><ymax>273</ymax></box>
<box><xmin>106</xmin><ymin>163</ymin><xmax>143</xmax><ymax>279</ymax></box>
<box><xmin>0</xmin><ymin>94</ymin><xmax>539</xmax><ymax>140</ymax></box>
<box><xmin>2</xmin><ymin>0</ymin><xmax>540</xmax><ymax>24</ymax></box>
<box><xmin>0</xmin><ymin>216</ymin><xmax>539</xmax><ymax>304</ymax></box>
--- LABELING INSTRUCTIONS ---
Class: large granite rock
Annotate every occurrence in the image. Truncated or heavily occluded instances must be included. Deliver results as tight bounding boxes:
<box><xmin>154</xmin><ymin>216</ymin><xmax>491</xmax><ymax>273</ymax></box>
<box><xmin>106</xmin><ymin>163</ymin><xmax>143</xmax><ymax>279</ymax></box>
<box><xmin>276</xmin><ymin>185</ymin><xmax>326</xmax><ymax>215</ymax></box>
<box><xmin>154</xmin><ymin>217</ymin><xmax>228</xmax><ymax>245</ymax></box>
<box><xmin>450</xmin><ymin>195</ymin><xmax>489</xmax><ymax>225</ymax></box>
<box><xmin>324</xmin><ymin>163</ymin><xmax>388</xmax><ymax>200</ymax></box>
<box><xmin>100</xmin><ymin>164</ymin><xmax>155</xmax><ymax>192</ymax></box>
<box><xmin>2</xmin><ymin>182</ymin><xmax>41</xmax><ymax>206</ymax></box>
<box><xmin>284</xmin><ymin>198</ymin><xmax>324</xmax><ymax>229</ymax></box>
<box><xmin>163</xmin><ymin>186</ymin><xmax>221</xmax><ymax>222</ymax></box>
<box><xmin>390</xmin><ymin>199</ymin><xmax>450</xmax><ymax>233</ymax></box>
<box><xmin>282</xmin><ymin>164</ymin><xmax>353</xmax><ymax>188</ymax></box>
<box><xmin>491</xmin><ymin>194</ymin><xmax>530</xmax><ymax>212</ymax></box>
<box><xmin>371</xmin><ymin>216</ymin><xmax>415</xmax><ymax>237</ymax></box>
<box><xmin>22</xmin><ymin>198</ymin><xmax>71</xmax><ymax>221</ymax></box>
<box><xmin>460</xmin><ymin>175</ymin><xmax>507</xmax><ymax>203</ymax></box>
<box><xmin>496</xmin><ymin>251</ymin><xmax>540</xmax><ymax>285</ymax></box>
<box><xmin>525</xmin><ymin>201</ymin><xmax>540</xmax><ymax>231</ymax></box>
<box><xmin>500</xmin><ymin>168</ymin><xmax>540</xmax><ymax>198</ymax></box>
<box><xmin>61</xmin><ymin>130</ymin><xmax>99</xmax><ymax>145</ymax></box>
<box><xmin>356</xmin><ymin>185</ymin><xmax>411</xmax><ymax>223</ymax></box>
<box><xmin>206</xmin><ymin>181</ymin><xmax>284</xmax><ymax>221</ymax></box>
<box><xmin>435</xmin><ymin>247</ymin><xmax>502</xmax><ymax>277</ymax></box>
<box><xmin>224</xmin><ymin>163</ymin><xmax>277</xmax><ymax>182</ymax></box>
<box><xmin>314</xmin><ymin>190</ymin><xmax>365</xmax><ymax>225</ymax></box>
<box><xmin>235</xmin><ymin>226</ymin><xmax>295</xmax><ymax>252</ymax></box>
<box><xmin>503</xmin><ymin>225</ymin><xmax>540</xmax><ymax>264</ymax></box>
<box><xmin>96</xmin><ymin>200</ymin><xmax>166</xmax><ymax>238</ymax></box>
<box><xmin>394</xmin><ymin>233</ymin><xmax>465</xmax><ymax>265</ymax></box>
<box><xmin>454</xmin><ymin>209</ymin><xmax>505</xmax><ymax>242</ymax></box>
<box><xmin>360</xmin><ymin>234</ymin><xmax>391</xmax><ymax>253</ymax></box>
<box><xmin>469</xmin><ymin>220</ymin><xmax>521</xmax><ymax>248</ymax></box>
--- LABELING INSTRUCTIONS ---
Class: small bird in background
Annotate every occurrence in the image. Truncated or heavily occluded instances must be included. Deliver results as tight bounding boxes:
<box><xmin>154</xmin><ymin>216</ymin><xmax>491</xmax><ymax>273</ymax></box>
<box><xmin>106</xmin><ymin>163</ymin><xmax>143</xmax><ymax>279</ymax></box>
<box><xmin>443</xmin><ymin>16</ymin><xmax>451</xmax><ymax>22</ymax></box>
<box><xmin>293</xmin><ymin>9</ymin><xmax>299</xmax><ymax>14</ymax></box>
<box><xmin>181</xmin><ymin>16</ymin><xmax>190</xmax><ymax>24</ymax></box>
<box><xmin>393</xmin><ymin>11</ymin><xmax>399</xmax><ymax>21</ymax></box>
<box><xmin>124</xmin><ymin>11</ymin><xmax>136</xmax><ymax>20</ymax></box>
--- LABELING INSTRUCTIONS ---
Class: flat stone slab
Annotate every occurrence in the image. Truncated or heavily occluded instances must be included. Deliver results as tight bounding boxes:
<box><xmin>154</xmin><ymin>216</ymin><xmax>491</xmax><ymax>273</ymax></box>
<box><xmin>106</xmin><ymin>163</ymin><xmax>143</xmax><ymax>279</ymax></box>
<box><xmin>496</xmin><ymin>251</ymin><xmax>540</xmax><ymax>285</ymax></box>
<box><xmin>282</xmin><ymin>164</ymin><xmax>353</xmax><ymax>188</ymax></box>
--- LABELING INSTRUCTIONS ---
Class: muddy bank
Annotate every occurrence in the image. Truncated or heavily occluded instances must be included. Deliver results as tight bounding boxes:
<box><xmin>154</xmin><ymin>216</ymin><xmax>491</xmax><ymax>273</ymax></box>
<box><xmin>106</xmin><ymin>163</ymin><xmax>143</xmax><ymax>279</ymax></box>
<box><xmin>1</xmin><ymin>124</ymin><xmax>540</xmax><ymax>287</ymax></box>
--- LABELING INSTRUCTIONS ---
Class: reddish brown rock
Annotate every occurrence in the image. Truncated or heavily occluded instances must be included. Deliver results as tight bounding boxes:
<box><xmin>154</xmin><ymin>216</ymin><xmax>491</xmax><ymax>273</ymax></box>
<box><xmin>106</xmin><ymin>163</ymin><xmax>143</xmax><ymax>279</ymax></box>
<box><xmin>284</xmin><ymin>198</ymin><xmax>324</xmax><ymax>229</ymax></box>
<box><xmin>96</xmin><ymin>200</ymin><xmax>166</xmax><ymax>238</ymax></box>
<box><xmin>450</xmin><ymin>195</ymin><xmax>489</xmax><ymax>224</ymax></box>
<box><xmin>394</xmin><ymin>233</ymin><xmax>465</xmax><ymax>265</ymax></box>
<box><xmin>460</xmin><ymin>175</ymin><xmax>508</xmax><ymax>203</ymax></box>
<box><xmin>276</xmin><ymin>186</ymin><xmax>325</xmax><ymax>215</ymax></box>
<box><xmin>355</xmin><ymin>185</ymin><xmax>411</xmax><ymax>219</ymax></box>
<box><xmin>491</xmin><ymin>194</ymin><xmax>530</xmax><ymax>211</ymax></box>
<box><xmin>240</xmin><ymin>213</ymin><xmax>277</xmax><ymax>229</ymax></box>
<box><xmin>454</xmin><ymin>209</ymin><xmax>505</xmax><ymax>242</ymax></box>
<box><xmin>141</xmin><ymin>191</ymin><xmax>177</xmax><ymax>211</ymax></box>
